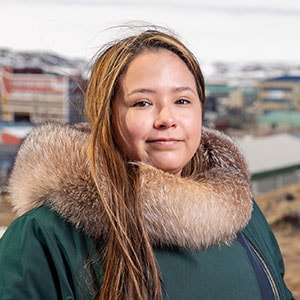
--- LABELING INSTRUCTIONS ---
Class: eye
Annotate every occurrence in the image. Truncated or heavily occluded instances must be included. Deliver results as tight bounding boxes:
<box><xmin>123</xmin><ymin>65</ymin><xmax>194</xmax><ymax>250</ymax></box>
<box><xmin>133</xmin><ymin>100</ymin><xmax>151</xmax><ymax>107</ymax></box>
<box><xmin>175</xmin><ymin>98</ymin><xmax>191</xmax><ymax>105</ymax></box>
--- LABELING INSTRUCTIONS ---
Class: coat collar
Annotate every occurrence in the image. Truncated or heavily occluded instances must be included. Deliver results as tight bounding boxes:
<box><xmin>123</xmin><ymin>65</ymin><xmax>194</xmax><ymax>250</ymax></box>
<box><xmin>8</xmin><ymin>123</ymin><xmax>252</xmax><ymax>250</ymax></box>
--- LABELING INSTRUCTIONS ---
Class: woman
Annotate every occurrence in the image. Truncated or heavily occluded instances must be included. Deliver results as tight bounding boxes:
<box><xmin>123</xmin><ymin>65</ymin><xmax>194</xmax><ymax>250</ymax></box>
<box><xmin>0</xmin><ymin>27</ymin><xmax>293</xmax><ymax>299</ymax></box>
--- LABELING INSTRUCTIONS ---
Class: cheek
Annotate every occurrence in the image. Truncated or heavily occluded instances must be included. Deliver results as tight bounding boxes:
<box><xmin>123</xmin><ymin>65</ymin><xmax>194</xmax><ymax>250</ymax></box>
<box><xmin>194</xmin><ymin>122</ymin><xmax>202</xmax><ymax>140</ymax></box>
<box><xmin>187</xmin><ymin>113</ymin><xmax>202</xmax><ymax>136</ymax></box>
<box><xmin>124</xmin><ymin>110</ymin><xmax>153</xmax><ymax>138</ymax></box>
<box><xmin>187</xmin><ymin>115</ymin><xmax>202</xmax><ymax>150</ymax></box>
<box><xmin>122</xmin><ymin>115</ymin><xmax>144</xmax><ymax>140</ymax></box>
<box><xmin>112</xmin><ymin>112</ymin><xmax>130</xmax><ymax>152</ymax></box>
<box><xmin>114</xmin><ymin>113</ymin><xmax>147</xmax><ymax>153</ymax></box>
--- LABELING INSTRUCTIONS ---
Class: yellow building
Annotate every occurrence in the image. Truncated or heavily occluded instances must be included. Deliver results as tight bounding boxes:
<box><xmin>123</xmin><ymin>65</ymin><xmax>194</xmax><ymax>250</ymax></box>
<box><xmin>257</xmin><ymin>76</ymin><xmax>300</xmax><ymax>113</ymax></box>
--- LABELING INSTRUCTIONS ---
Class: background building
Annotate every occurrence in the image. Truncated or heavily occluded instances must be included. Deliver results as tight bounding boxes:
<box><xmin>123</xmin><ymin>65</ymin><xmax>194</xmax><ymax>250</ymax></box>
<box><xmin>236</xmin><ymin>133</ymin><xmax>300</xmax><ymax>194</ymax></box>
<box><xmin>0</xmin><ymin>66</ymin><xmax>85</xmax><ymax>124</ymax></box>
<box><xmin>257</xmin><ymin>76</ymin><xmax>300</xmax><ymax>113</ymax></box>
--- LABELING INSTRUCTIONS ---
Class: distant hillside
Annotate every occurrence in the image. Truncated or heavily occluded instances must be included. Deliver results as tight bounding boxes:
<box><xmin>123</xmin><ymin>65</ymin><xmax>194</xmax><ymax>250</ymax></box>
<box><xmin>0</xmin><ymin>48</ymin><xmax>86</xmax><ymax>75</ymax></box>
<box><xmin>1</xmin><ymin>47</ymin><xmax>300</xmax><ymax>83</ymax></box>
<box><xmin>205</xmin><ymin>61</ymin><xmax>300</xmax><ymax>81</ymax></box>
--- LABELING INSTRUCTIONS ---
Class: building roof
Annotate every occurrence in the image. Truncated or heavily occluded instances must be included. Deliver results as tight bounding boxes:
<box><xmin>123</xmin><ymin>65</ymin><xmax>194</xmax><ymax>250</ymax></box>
<box><xmin>259</xmin><ymin>111</ymin><xmax>300</xmax><ymax>127</ymax></box>
<box><xmin>1</xmin><ymin>127</ymin><xmax>32</xmax><ymax>139</ymax></box>
<box><xmin>0</xmin><ymin>123</ymin><xmax>33</xmax><ymax>145</ymax></box>
<box><xmin>235</xmin><ymin>133</ymin><xmax>300</xmax><ymax>175</ymax></box>
<box><xmin>205</xmin><ymin>84</ymin><xmax>233</xmax><ymax>95</ymax></box>
<box><xmin>264</xmin><ymin>76</ymin><xmax>300</xmax><ymax>82</ymax></box>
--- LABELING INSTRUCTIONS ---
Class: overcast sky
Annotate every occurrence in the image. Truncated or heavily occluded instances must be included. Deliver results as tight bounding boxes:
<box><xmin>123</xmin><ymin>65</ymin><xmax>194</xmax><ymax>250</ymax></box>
<box><xmin>1</xmin><ymin>0</ymin><xmax>300</xmax><ymax>64</ymax></box>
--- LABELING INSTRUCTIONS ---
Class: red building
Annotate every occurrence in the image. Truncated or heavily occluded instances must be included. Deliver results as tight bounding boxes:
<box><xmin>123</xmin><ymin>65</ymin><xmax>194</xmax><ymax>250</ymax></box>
<box><xmin>0</xmin><ymin>66</ymin><xmax>84</xmax><ymax>124</ymax></box>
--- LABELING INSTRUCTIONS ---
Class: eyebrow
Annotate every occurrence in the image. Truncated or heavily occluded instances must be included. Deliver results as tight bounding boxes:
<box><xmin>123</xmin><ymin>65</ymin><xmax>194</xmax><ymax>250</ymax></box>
<box><xmin>126</xmin><ymin>86</ymin><xmax>197</xmax><ymax>97</ymax></box>
<box><xmin>173</xmin><ymin>86</ymin><xmax>197</xmax><ymax>95</ymax></box>
<box><xmin>126</xmin><ymin>88</ymin><xmax>155</xmax><ymax>97</ymax></box>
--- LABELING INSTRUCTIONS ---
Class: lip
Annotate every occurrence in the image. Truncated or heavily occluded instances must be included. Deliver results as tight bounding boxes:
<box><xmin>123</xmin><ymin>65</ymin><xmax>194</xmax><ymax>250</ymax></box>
<box><xmin>147</xmin><ymin>138</ymin><xmax>180</xmax><ymax>142</ymax></box>
<box><xmin>147</xmin><ymin>138</ymin><xmax>182</xmax><ymax>146</ymax></box>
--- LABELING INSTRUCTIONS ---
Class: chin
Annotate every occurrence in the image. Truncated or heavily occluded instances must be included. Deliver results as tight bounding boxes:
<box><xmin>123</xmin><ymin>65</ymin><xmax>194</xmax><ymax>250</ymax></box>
<box><xmin>155</xmin><ymin>165</ymin><xmax>183</xmax><ymax>176</ymax></box>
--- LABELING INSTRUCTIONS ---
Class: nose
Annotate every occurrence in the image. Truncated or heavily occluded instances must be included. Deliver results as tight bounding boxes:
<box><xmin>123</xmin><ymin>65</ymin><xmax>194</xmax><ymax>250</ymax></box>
<box><xmin>154</xmin><ymin>106</ymin><xmax>176</xmax><ymax>129</ymax></box>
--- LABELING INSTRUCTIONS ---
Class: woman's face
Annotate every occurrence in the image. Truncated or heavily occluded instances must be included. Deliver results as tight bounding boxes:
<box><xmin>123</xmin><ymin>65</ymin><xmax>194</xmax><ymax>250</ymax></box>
<box><xmin>112</xmin><ymin>49</ymin><xmax>202</xmax><ymax>176</ymax></box>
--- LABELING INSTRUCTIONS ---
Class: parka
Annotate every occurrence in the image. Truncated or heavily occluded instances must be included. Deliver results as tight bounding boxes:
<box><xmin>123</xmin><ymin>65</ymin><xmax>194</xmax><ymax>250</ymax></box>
<box><xmin>0</xmin><ymin>123</ymin><xmax>294</xmax><ymax>299</ymax></box>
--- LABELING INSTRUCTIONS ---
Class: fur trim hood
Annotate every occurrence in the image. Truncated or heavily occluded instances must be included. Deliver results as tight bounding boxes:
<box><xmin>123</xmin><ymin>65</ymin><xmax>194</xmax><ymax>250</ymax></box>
<box><xmin>8</xmin><ymin>123</ymin><xmax>253</xmax><ymax>250</ymax></box>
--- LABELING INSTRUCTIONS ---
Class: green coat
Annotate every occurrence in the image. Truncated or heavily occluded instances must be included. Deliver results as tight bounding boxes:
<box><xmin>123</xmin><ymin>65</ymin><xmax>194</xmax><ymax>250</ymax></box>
<box><xmin>0</xmin><ymin>202</ymin><xmax>293</xmax><ymax>299</ymax></box>
<box><xmin>0</xmin><ymin>124</ymin><xmax>294</xmax><ymax>299</ymax></box>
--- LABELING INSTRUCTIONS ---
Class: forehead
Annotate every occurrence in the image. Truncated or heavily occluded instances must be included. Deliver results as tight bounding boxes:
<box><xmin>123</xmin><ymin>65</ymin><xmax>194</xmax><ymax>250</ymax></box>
<box><xmin>130</xmin><ymin>48</ymin><xmax>182</xmax><ymax>65</ymax></box>
<box><xmin>114</xmin><ymin>49</ymin><xmax>198</xmax><ymax>103</ymax></box>
<box><xmin>122</xmin><ymin>48</ymin><xmax>192</xmax><ymax>79</ymax></box>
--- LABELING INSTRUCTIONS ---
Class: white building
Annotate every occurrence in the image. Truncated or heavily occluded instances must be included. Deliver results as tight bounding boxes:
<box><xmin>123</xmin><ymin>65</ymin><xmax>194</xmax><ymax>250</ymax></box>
<box><xmin>236</xmin><ymin>133</ymin><xmax>300</xmax><ymax>195</ymax></box>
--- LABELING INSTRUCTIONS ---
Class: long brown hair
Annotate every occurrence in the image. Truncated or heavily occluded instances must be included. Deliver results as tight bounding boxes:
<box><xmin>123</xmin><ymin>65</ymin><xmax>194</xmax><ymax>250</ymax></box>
<box><xmin>84</xmin><ymin>26</ymin><xmax>206</xmax><ymax>300</ymax></box>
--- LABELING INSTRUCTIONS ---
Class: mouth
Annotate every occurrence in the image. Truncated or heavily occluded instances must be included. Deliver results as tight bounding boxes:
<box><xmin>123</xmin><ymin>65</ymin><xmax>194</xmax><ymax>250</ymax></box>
<box><xmin>148</xmin><ymin>137</ymin><xmax>180</xmax><ymax>142</ymax></box>
<box><xmin>147</xmin><ymin>138</ymin><xmax>182</xmax><ymax>147</ymax></box>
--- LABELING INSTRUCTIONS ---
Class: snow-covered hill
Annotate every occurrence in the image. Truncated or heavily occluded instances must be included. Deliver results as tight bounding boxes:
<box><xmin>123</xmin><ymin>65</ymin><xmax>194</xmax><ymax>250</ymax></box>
<box><xmin>0</xmin><ymin>48</ymin><xmax>86</xmax><ymax>76</ymax></box>
<box><xmin>1</xmin><ymin>47</ymin><xmax>300</xmax><ymax>83</ymax></box>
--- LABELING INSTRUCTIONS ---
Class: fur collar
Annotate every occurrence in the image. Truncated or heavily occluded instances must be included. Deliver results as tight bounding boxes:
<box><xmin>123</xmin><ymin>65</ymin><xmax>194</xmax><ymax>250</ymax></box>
<box><xmin>8</xmin><ymin>123</ymin><xmax>252</xmax><ymax>250</ymax></box>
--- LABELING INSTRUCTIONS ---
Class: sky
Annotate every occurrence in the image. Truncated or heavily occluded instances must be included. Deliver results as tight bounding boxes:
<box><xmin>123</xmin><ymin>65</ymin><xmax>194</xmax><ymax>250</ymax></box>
<box><xmin>1</xmin><ymin>0</ymin><xmax>300</xmax><ymax>64</ymax></box>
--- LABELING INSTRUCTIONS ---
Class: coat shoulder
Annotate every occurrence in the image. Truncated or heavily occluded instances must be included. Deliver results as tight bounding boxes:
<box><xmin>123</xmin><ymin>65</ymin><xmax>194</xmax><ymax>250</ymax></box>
<box><xmin>244</xmin><ymin>201</ymin><xmax>294</xmax><ymax>299</ymax></box>
<box><xmin>0</xmin><ymin>206</ymin><xmax>97</xmax><ymax>299</ymax></box>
